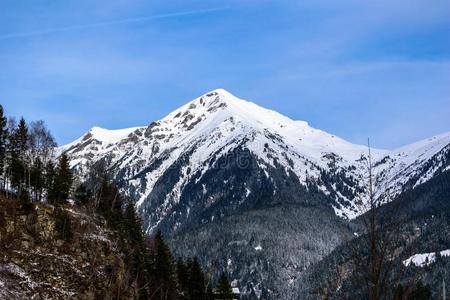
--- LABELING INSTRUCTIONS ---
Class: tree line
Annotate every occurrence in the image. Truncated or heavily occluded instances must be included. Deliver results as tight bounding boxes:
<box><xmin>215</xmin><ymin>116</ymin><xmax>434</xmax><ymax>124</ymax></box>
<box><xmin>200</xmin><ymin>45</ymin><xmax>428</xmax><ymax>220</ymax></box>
<box><xmin>0</xmin><ymin>105</ymin><xmax>72</xmax><ymax>208</ymax></box>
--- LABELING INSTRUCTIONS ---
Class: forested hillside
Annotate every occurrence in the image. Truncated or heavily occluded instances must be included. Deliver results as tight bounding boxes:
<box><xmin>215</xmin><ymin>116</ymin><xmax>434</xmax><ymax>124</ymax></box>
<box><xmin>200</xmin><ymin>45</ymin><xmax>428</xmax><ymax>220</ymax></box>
<box><xmin>0</xmin><ymin>104</ymin><xmax>235</xmax><ymax>299</ymax></box>
<box><xmin>294</xmin><ymin>170</ymin><xmax>450</xmax><ymax>299</ymax></box>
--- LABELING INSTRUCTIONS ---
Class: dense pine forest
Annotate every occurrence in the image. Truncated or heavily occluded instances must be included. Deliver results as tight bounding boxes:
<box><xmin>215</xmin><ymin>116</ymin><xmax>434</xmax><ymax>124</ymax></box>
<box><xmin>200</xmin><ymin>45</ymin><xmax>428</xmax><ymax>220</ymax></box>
<box><xmin>0</xmin><ymin>104</ymin><xmax>237</xmax><ymax>299</ymax></box>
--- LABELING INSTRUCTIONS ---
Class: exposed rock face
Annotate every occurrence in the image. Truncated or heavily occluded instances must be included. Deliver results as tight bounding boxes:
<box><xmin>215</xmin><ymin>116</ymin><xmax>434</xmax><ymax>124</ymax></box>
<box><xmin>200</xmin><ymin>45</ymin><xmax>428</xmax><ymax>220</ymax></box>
<box><xmin>0</xmin><ymin>197</ymin><xmax>135</xmax><ymax>300</ymax></box>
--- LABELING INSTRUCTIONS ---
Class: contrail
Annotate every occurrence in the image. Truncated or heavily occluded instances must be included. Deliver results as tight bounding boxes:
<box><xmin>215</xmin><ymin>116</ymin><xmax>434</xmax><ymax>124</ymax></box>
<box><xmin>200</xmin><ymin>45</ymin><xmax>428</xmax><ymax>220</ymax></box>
<box><xmin>0</xmin><ymin>7</ymin><xmax>228</xmax><ymax>40</ymax></box>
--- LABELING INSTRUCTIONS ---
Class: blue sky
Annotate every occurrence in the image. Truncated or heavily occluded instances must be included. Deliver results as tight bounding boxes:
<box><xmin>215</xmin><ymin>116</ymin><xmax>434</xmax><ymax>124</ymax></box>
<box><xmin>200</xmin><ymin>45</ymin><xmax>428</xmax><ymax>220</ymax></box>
<box><xmin>0</xmin><ymin>0</ymin><xmax>449</xmax><ymax>148</ymax></box>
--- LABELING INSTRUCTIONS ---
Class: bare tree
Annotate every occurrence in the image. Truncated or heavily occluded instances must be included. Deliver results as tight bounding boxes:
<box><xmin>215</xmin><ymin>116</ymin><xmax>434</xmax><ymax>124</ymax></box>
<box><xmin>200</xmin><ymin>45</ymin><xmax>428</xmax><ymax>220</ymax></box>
<box><xmin>29</xmin><ymin>120</ymin><xmax>57</xmax><ymax>165</ymax></box>
<box><xmin>29</xmin><ymin>120</ymin><xmax>57</xmax><ymax>201</ymax></box>
<box><xmin>349</xmin><ymin>140</ymin><xmax>420</xmax><ymax>300</ymax></box>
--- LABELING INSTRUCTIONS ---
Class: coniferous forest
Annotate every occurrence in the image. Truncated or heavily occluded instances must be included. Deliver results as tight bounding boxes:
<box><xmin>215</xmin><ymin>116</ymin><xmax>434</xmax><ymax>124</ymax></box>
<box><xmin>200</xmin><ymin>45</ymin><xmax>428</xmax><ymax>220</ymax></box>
<box><xmin>0</xmin><ymin>104</ymin><xmax>236</xmax><ymax>299</ymax></box>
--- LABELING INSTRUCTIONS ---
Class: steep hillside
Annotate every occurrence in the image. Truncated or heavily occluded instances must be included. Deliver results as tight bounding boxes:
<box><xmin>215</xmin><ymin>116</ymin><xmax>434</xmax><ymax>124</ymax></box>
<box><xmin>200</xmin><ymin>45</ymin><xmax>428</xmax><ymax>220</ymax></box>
<box><xmin>0</xmin><ymin>196</ymin><xmax>135</xmax><ymax>299</ymax></box>
<box><xmin>170</xmin><ymin>204</ymin><xmax>351</xmax><ymax>299</ymax></box>
<box><xmin>294</xmin><ymin>170</ymin><xmax>450</xmax><ymax>299</ymax></box>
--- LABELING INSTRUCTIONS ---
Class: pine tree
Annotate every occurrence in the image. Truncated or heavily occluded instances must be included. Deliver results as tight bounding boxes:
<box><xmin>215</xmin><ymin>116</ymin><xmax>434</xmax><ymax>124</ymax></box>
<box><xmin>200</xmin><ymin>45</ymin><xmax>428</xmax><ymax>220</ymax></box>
<box><xmin>10</xmin><ymin>149</ymin><xmax>25</xmax><ymax>195</ymax></box>
<box><xmin>9</xmin><ymin>117</ymin><xmax>29</xmax><ymax>195</ymax></box>
<box><xmin>216</xmin><ymin>272</ymin><xmax>233</xmax><ymax>300</ymax></box>
<box><xmin>187</xmin><ymin>257</ymin><xmax>206</xmax><ymax>300</ymax></box>
<box><xmin>45</xmin><ymin>160</ymin><xmax>57</xmax><ymax>201</ymax></box>
<box><xmin>0</xmin><ymin>105</ymin><xmax>7</xmax><ymax>186</ymax></box>
<box><xmin>13</xmin><ymin>120</ymin><xmax>30</xmax><ymax>208</ymax></box>
<box><xmin>154</xmin><ymin>230</ymin><xmax>176</xmax><ymax>279</ymax></box>
<box><xmin>96</xmin><ymin>180</ymin><xmax>123</xmax><ymax>229</ymax></box>
<box><xmin>177</xmin><ymin>258</ymin><xmax>189</xmax><ymax>299</ymax></box>
<box><xmin>121</xmin><ymin>200</ymin><xmax>150</xmax><ymax>297</ymax></box>
<box><xmin>54</xmin><ymin>153</ymin><xmax>72</xmax><ymax>204</ymax></box>
<box><xmin>30</xmin><ymin>157</ymin><xmax>43</xmax><ymax>202</ymax></box>
<box><xmin>149</xmin><ymin>230</ymin><xmax>179</xmax><ymax>299</ymax></box>
<box><xmin>4</xmin><ymin>117</ymin><xmax>17</xmax><ymax>198</ymax></box>
<box><xmin>74</xmin><ymin>183</ymin><xmax>91</xmax><ymax>206</ymax></box>
<box><xmin>16</xmin><ymin>117</ymin><xmax>28</xmax><ymax>156</ymax></box>
<box><xmin>408</xmin><ymin>282</ymin><xmax>431</xmax><ymax>300</ymax></box>
<box><xmin>19</xmin><ymin>187</ymin><xmax>33</xmax><ymax>212</ymax></box>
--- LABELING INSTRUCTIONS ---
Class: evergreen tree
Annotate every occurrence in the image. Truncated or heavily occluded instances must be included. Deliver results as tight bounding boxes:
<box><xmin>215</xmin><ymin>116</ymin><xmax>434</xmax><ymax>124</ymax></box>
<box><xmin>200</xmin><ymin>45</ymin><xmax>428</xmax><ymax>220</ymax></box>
<box><xmin>216</xmin><ymin>273</ymin><xmax>233</xmax><ymax>300</ymax></box>
<box><xmin>408</xmin><ymin>282</ymin><xmax>431</xmax><ymax>300</ymax></box>
<box><xmin>187</xmin><ymin>257</ymin><xmax>206</xmax><ymax>300</ymax></box>
<box><xmin>9</xmin><ymin>117</ymin><xmax>30</xmax><ymax>196</ymax></box>
<box><xmin>54</xmin><ymin>153</ymin><xmax>72</xmax><ymax>204</ymax></box>
<box><xmin>122</xmin><ymin>200</ymin><xmax>148</xmax><ymax>288</ymax></box>
<box><xmin>74</xmin><ymin>183</ymin><xmax>91</xmax><ymax>206</ymax></box>
<box><xmin>96</xmin><ymin>180</ymin><xmax>123</xmax><ymax>229</ymax></box>
<box><xmin>177</xmin><ymin>258</ymin><xmax>189</xmax><ymax>299</ymax></box>
<box><xmin>154</xmin><ymin>230</ymin><xmax>176</xmax><ymax>280</ymax></box>
<box><xmin>45</xmin><ymin>160</ymin><xmax>57</xmax><ymax>201</ymax></box>
<box><xmin>19</xmin><ymin>188</ymin><xmax>33</xmax><ymax>212</ymax></box>
<box><xmin>149</xmin><ymin>230</ymin><xmax>179</xmax><ymax>299</ymax></box>
<box><xmin>10</xmin><ymin>151</ymin><xmax>25</xmax><ymax>194</ymax></box>
<box><xmin>4</xmin><ymin>117</ymin><xmax>17</xmax><ymax>198</ymax></box>
<box><xmin>16</xmin><ymin>117</ymin><xmax>28</xmax><ymax>156</ymax></box>
<box><xmin>0</xmin><ymin>105</ymin><xmax>7</xmax><ymax>185</ymax></box>
<box><xmin>30</xmin><ymin>157</ymin><xmax>43</xmax><ymax>202</ymax></box>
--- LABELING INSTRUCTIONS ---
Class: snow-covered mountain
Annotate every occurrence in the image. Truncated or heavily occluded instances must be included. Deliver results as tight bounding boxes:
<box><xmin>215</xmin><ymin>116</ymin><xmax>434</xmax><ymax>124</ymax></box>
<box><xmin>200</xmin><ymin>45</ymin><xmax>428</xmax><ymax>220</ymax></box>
<box><xmin>61</xmin><ymin>89</ymin><xmax>450</xmax><ymax>298</ymax></box>
<box><xmin>62</xmin><ymin>89</ymin><xmax>450</xmax><ymax>226</ymax></box>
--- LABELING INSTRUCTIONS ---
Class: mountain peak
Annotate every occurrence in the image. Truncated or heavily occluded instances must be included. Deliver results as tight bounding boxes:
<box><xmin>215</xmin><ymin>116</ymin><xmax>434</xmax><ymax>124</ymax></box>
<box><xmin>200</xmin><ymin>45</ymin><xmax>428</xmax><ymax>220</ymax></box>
<box><xmin>163</xmin><ymin>88</ymin><xmax>303</xmax><ymax>130</ymax></box>
<box><xmin>189</xmin><ymin>88</ymin><xmax>241</xmax><ymax>110</ymax></box>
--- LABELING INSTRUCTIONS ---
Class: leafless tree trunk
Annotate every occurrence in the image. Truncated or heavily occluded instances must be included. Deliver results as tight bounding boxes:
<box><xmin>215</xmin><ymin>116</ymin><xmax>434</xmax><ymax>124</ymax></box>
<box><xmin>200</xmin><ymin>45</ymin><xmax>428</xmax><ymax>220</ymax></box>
<box><xmin>348</xmin><ymin>140</ymin><xmax>421</xmax><ymax>300</ymax></box>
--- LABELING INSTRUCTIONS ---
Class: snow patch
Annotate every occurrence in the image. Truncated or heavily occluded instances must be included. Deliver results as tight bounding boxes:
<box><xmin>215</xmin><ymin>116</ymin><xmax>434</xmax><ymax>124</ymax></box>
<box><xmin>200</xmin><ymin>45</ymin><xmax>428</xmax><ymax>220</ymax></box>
<box><xmin>403</xmin><ymin>249</ymin><xmax>450</xmax><ymax>267</ymax></box>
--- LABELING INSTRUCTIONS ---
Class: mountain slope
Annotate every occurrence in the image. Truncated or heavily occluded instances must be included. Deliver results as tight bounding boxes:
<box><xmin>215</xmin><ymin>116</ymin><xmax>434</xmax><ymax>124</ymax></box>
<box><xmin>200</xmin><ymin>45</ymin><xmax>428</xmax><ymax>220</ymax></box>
<box><xmin>294</xmin><ymin>170</ymin><xmax>450</xmax><ymax>299</ymax></box>
<box><xmin>60</xmin><ymin>89</ymin><xmax>450</xmax><ymax>298</ymax></box>
<box><xmin>61</xmin><ymin>89</ymin><xmax>450</xmax><ymax>224</ymax></box>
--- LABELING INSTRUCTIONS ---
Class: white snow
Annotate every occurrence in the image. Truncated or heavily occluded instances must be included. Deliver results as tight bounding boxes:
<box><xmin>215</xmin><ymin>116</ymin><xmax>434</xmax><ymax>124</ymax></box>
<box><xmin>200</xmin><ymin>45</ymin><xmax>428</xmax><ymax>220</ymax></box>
<box><xmin>88</xmin><ymin>126</ymin><xmax>142</xmax><ymax>144</ymax></box>
<box><xmin>59</xmin><ymin>89</ymin><xmax>450</xmax><ymax>224</ymax></box>
<box><xmin>403</xmin><ymin>249</ymin><xmax>450</xmax><ymax>267</ymax></box>
<box><xmin>62</xmin><ymin>126</ymin><xmax>143</xmax><ymax>150</ymax></box>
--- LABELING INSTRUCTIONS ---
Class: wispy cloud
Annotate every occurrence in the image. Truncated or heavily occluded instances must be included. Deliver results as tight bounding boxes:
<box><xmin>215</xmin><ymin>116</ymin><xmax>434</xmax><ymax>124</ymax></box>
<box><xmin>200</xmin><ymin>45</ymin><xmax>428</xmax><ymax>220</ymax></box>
<box><xmin>1</xmin><ymin>1</ymin><xmax>448</xmax><ymax>147</ymax></box>
<box><xmin>0</xmin><ymin>7</ymin><xmax>229</xmax><ymax>40</ymax></box>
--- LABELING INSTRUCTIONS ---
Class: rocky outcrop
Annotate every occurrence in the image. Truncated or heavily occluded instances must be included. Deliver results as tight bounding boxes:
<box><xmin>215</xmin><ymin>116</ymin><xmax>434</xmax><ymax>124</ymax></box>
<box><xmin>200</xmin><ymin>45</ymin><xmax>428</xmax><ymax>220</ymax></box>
<box><xmin>0</xmin><ymin>196</ymin><xmax>136</xmax><ymax>300</ymax></box>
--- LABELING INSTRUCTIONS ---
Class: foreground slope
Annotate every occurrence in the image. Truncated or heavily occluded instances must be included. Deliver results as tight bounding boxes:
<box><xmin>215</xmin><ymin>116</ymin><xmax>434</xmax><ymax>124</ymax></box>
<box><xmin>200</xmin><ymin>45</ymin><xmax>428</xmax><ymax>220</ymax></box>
<box><xmin>0</xmin><ymin>196</ymin><xmax>135</xmax><ymax>299</ymax></box>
